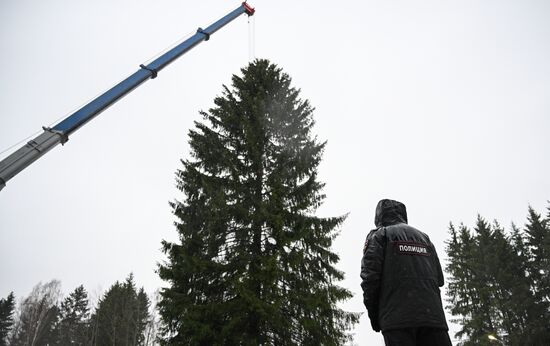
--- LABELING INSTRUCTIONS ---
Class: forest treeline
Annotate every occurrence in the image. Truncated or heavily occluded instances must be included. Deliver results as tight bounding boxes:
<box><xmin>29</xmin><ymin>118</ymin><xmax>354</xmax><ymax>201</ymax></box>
<box><xmin>0</xmin><ymin>274</ymin><xmax>158</xmax><ymax>346</ymax></box>
<box><xmin>2</xmin><ymin>204</ymin><xmax>548</xmax><ymax>345</ymax></box>
<box><xmin>445</xmin><ymin>205</ymin><xmax>550</xmax><ymax>345</ymax></box>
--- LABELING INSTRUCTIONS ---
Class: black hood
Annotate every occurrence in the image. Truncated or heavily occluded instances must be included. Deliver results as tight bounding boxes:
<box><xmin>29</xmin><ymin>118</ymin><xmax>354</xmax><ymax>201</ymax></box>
<box><xmin>374</xmin><ymin>199</ymin><xmax>408</xmax><ymax>227</ymax></box>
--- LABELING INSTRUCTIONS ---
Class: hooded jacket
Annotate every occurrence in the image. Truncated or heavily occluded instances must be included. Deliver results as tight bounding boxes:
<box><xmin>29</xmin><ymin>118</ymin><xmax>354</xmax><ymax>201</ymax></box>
<box><xmin>360</xmin><ymin>199</ymin><xmax>448</xmax><ymax>332</ymax></box>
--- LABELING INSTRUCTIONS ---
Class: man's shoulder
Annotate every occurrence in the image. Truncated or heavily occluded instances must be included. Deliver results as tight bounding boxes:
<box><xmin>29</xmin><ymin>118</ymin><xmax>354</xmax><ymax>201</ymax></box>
<box><xmin>363</xmin><ymin>228</ymin><xmax>386</xmax><ymax>254</ymax></box>
<box><xmin>409</xmin><ymin>226</ymin><xmax>431</xmax><ymax>242</ymax></box>
<box><xmin>366</xmin><ymin>228</ymin><xmax>379</xmax><ymax>238</ymax></box>
<box><xmin>386</xmin><ymin>224</ymin><xmax>432</xmax><ymax>242</ymax></box>
<box><xmin>366</xmin><ymin>227</ymin><xmax>387</xmax><ymax>240</ymax></box>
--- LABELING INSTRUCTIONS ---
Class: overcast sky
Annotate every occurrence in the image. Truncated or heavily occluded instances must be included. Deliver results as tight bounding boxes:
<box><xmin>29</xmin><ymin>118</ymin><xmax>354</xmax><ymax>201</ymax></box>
<box><xmin>1</xmin><ymin>0</ymin><xmax>549</xmax><ymax>344</ymax></box>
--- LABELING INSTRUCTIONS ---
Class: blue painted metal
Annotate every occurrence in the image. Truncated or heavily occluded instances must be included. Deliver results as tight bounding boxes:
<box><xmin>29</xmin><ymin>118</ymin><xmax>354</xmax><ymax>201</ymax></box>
<box><xmin>0</xmin><ymin>2</ymin><xmax>254</xmax><ymax>191</ymax></box>
<box><xmin>54</xmin><ymin>3</ymin><xmax>253</xmax><ymax>136</ymax></box>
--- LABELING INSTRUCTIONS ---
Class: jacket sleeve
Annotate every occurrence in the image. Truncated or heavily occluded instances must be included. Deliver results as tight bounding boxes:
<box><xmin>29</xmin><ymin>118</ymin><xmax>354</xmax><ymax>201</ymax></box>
<box><xmin>360</xmin><ymin>228</ymin><xmax>386</xmax><ymax>332</ymax></box>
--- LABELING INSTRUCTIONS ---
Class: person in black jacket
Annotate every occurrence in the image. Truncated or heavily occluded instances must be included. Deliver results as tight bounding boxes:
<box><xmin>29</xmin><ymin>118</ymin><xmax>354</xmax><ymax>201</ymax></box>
<box><xmin>361</xmin><ymin>199</ymin><xmax>452</xmax><ymax>346</ymax></box>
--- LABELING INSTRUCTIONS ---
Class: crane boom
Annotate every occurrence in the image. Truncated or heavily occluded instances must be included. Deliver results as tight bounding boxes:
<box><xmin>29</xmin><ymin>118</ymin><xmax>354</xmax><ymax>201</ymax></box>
<box><xmin>0</xmin><ymin>2</ymin><xmax>255</xmax><ymax>191</ymax></box>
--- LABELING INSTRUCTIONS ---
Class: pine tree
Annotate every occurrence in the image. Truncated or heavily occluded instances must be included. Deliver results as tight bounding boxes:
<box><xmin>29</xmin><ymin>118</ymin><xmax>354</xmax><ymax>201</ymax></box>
<box><xmin>508</xmin><ymin>223</ymin><xmax>550</xmax><ymax>345</ymax></box>
<box><xmin>133</xmin><ymin>288</ymin><xmax>150</xmax><ymax>345</ymax></box>
<box><xmin>523</xmin><ymin>206</ymin><xmax>550</xmax><ymax>343</ymax></box>
<box><xmin>444</xmin><ymin>223</ymin><xmax>464</xmax><ymax>328</ymax></box>
<box><xmin>53</xmin><ymin>285</ymin><xmax>90</xmax><ymax>345</ymax></box>
<box><xmin>446</xmin><ymin>208</ymin><xmax>550</xmax><ymax>345</ymax></box>
<box><xmin>525</xmin><ymin>206</ymin><xmax>550</xmax><ymax>303</ymax></box>
<box><xmin>446</xmin><ymin>219</ymin><xmax>511</xmax><ymax>345</ymax></box>
<box><xmin>471</xmin><ymin>217</ymin><xmax>499</xmax><ymax>334</ymax></box>
<box><xmin>490</xmin><ymin>222</ymin><xmax>536</xmax><ymax>345</ymax></box>
<box><xmin>158</xmin><ymin>59</ymin><xmax>359</xmax><ymax>345</ymax></box>
<box><xmin>445</xmin><ymin>223</ymin><xmax>489</xmax><ymax>345</ymax></box>
<box><xmin>91</xmin><ymin>274</ymin><xmax>150</xmax><ymax>346</ymax></box>
<box><xmin>0</xmin><ymin>292</ymin><xmax>15</xmax><ymax>346</ymax></box>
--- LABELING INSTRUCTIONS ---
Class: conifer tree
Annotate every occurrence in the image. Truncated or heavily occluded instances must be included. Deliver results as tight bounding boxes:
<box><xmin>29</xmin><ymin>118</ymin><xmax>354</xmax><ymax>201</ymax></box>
<box><xmin>91</xmin><ymin>274</ymin><xmax>150</xmax><ymax>345</ymax></box>
<box><xmin>446</xmin><ymin>207</ymin><xmax>550</xmax><ymax>345</ymax></box>
<box><xmin>158</xmin><ymin>59</ymin><xmax>359</xmax><ymax>345</ymax></box>
<box><xmin>134</xmin><ymin>288</ymin><xmax>150</xmax><ymax>345</ymax></box>
<box><xmin>470</xmin><ymin>216</ymin><xmax>499</xmax><ymax>339</ymax></box>
<box><xmin>523</xmin><ymin>206</ymin><xmax>550</xmax><ymax>343</ymax></box>
<box><xmin>0</xmin><ymin>292</ymin><xmax>15</xmax><ymax>346</ymax></box>
<box><xmin>53</xmin><ymin>285</ymin><xmax>90</xmax><ymax>345</ymax></box>
<box><xmin>525</xmin><ymin>207</ymin><xmax>550</xmax><ymax>303</ymax></box>
<box><xmin>490</xmin><ymin>222</ymin><xmax>535</xmax><ymax>345</ymax></box>
<box><xmin>446</xmin><ymin>223</ymin><xmax>489</xmax><ymax>345</ymax></box>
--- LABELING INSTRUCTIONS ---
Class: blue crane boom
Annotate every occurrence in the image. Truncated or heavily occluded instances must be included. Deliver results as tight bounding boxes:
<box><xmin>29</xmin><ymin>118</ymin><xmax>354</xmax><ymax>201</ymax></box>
<box><xmin>0</xmin><ymin>2</ymin><xmax>255</xmax><ymax>191</ymax></box>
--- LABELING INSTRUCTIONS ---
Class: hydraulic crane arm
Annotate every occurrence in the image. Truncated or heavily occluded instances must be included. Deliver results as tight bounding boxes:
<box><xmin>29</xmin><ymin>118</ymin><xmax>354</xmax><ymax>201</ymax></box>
<box><xmin>0</xmin><ymin>2</ymin><xmax>255</xmax><ymax>191</ymax></box>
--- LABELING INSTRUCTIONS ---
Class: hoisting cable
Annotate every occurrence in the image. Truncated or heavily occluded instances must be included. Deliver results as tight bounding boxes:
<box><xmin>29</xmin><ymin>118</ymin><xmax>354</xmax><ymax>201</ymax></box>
<box><xmin>248</xmin><ymin>11</ymin><xmax>256</xmax><ymax>61</ymax></box>
<box><xmin>0</xmin><ymin>131</ymin><xmax>42</xmax><ymax>160</ymax></box>
<box><xmin>141</xmin><ymin>29</ymin><xmax>197</xmax><ymax>66</ymax></box>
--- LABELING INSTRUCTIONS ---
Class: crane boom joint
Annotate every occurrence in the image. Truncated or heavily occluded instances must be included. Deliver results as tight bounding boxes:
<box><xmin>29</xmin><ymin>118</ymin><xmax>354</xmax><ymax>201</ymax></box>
<box><xmin>43</xmin><ymin>127</ymin><xmax>69</xmax><ymax>145</ymax></box>
<box><xmin>196</xmin><ymin>28</ymin><xmax>210</xmax><ymax>41</ymax></box>
<box><xmin>139</xmin><ymin>64</ymin><xmax>158</xmax><ymax>79</ymax></box>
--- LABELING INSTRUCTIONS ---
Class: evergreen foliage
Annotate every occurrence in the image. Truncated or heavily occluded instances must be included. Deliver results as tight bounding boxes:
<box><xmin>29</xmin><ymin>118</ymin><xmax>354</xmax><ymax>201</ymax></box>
<box><xmin>52</xmin><ymin>285</ymin><xmax>90</xmax><ymax>345</ymax></box>
<box><xmin>0</xmin><ymin>292</ymin><xmax>15</xmax><ymax>346</ymax></box>
<box><xmin>445</xmin><ymin>205</ymin><xmax>550</xmax><ymax>345</ymax></box>
<box><xmin>525</xmin><ymin>207</ymin><xmax>550</xmax><ymax>304</ymax></box>
<box><xmin>158</xmin><ymin>59</ymin><xmax>359</xmax><ymax>345</ymax></box>
<box><xmin>91</xmin><ymin>274</ymin><xmax>150</xmax><ymax>346</ymax></box>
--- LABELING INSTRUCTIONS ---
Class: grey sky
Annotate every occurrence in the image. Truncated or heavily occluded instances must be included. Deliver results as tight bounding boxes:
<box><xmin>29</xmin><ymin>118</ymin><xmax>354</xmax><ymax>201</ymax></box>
<box><xmin>1</xmin><ymin>0</ymin><xmax>549</xmax><ymax>344</ymax></box>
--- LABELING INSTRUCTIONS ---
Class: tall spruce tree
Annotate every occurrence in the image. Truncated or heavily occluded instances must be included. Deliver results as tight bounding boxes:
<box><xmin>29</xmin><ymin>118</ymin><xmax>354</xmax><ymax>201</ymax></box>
<box><xmin>0</xmin><ymin>292</ymin><xmax>15</xmax><ymax>346</ymax></box>
<box><xmin>158</xmin><ymin>59</ymin><xmax>359</xmax><ymax>345</ymax></box>
<box><xmin>52</xmin><ymin>285</ymin><xmax>90</xmax><ymax>345</ymax></box>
